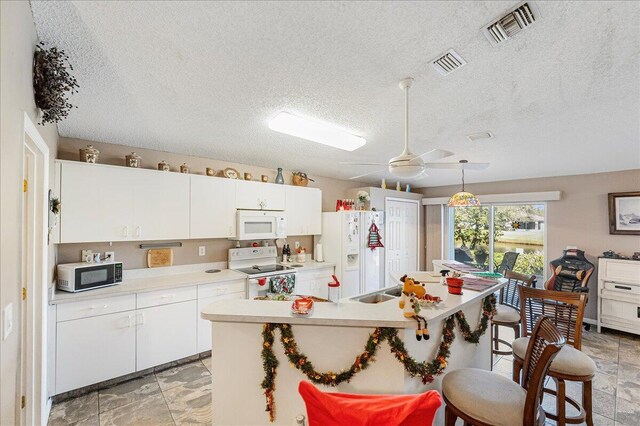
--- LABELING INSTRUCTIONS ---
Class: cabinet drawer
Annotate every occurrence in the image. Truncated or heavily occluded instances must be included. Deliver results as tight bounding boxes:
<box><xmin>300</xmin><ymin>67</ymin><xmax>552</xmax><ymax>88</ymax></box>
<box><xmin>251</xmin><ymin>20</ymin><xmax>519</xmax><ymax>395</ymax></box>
<box><xmin>57</xmin><ymin>294</ymin><xmax>136</xmax><ymax>322</ymax></box>
<box><xmin>296</xmin><ymin>267</ymin><xmax>335</xmax><ymax>281</ymax></box>
<box><xmin>137</xmin><ymin>286</ymin><xmax>197</xmax><ymax>309</ymax></box>
<box><xmin>198</xmin><ymin>280</ymin><xmax>246</xmax><ymax>299</ymax></box>
<box><xmin>600</xmin><ymin>260</ymin><xmax>640</xmax><ymax>285</ymax></box>
<box><xmin>603</xmin><ymin>281</ymin><xmax>640</xmax><ymax>295</ymax></box>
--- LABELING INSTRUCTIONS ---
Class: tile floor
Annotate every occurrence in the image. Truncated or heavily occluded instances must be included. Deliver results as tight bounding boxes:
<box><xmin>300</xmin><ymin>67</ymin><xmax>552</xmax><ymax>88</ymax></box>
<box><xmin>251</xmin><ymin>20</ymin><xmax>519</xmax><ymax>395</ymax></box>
<box><xmin>49</xmin><ymin>329</ymin><xmax>639</xmax><ymax>426</ymax></box>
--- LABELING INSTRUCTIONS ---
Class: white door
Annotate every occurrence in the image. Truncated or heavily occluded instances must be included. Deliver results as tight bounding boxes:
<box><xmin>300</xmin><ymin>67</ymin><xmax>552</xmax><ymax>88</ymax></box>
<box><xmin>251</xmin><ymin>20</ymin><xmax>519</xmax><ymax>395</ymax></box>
<box><xmin>190</xmin><ymin>175</ymin><xmax>237</xmax><ymax>238</ymax></box>
<box><xmin>60</xmin><ymin>163</ymin><xmax>134</xmax><ymax>243</ymax></box>
<box><xmin>385</xmin><ymin>199</ymin><xmax>419</xmax><ymax>286</ymax></box>
<box><xmin>136</xmin><ymin>301</ymin><xmax>197</xmax><ymax>370</ymax></box>
<box><xmin>285</xmin><ymin>186</ymin><xmax>322</xmax><ymax>235</ymax></box>
<box><xmin>56</xmin><ymin>311</ymin><xmax>136</xmax><ymax>394</ymax></box>
<box><xmin>236</xmin><ymin>180</ymin><xmax>285</xmax><ymax>210</ymax></box>
<box><xmin>133</xmin><ymin>170</ymin><xmax>190</xmax><ymax>240</ymax></box>
<box><xmin>197</xmin><ymin>293</ymin><xmax>244</xmax><ymax>352</ymax></box>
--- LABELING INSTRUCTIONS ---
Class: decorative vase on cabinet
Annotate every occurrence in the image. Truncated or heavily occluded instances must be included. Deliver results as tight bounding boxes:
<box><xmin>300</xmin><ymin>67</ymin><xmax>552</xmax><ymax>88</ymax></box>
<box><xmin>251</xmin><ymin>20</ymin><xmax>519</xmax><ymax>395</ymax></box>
<box><xmin>275</xmin><ymin>168</ymin><xmax>285</xmax><ymax>184</ymax></box>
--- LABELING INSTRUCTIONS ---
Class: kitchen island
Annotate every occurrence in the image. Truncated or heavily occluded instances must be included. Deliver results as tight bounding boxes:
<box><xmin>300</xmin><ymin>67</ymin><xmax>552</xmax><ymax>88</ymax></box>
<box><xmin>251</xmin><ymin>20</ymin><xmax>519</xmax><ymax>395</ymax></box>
<box><xmin>201</xmin><ymin>272</ymin><xmax>505</xmax><ymax>425</ymax></box>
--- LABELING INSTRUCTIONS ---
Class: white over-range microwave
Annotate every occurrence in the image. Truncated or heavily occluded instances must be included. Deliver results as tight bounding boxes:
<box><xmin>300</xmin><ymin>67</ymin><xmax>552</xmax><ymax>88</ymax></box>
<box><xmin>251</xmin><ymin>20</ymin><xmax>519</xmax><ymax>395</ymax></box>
<box><xmin>235</xmin><ymin>210</ymin><xmax>287</xmax><ymax>240</ymax></box>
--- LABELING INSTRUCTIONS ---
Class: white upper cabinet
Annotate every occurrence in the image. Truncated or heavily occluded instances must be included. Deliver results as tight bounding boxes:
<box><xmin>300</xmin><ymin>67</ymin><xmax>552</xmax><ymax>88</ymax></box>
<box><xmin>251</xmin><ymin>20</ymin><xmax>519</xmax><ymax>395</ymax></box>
<box><xmin>60</xmin><ymin>162</ymin><xmax>135</xmax><ymax>243</ymax></box>
<box><xmin>58</xmin><ymin>161</ymin><xmax>189</xmax><ymax>243</ymax></box>
<box><xmin>133</xmin><ymin>170</ymin><xmax>189</xmax><ymax>241</ymax></box>
<box><xmin>285</xmin><ymin>186</ymin><xmax>322</xmax><ymax>235</ymax></box>
<box><xmin>235</xmin><ymin>180</ymin><xmax>285</xmax><ymax>211</ymax></box>
<box><xmin>190</xmin><ymin>175</ymin><xmax>237</xmax><ymax>238</ymax></box>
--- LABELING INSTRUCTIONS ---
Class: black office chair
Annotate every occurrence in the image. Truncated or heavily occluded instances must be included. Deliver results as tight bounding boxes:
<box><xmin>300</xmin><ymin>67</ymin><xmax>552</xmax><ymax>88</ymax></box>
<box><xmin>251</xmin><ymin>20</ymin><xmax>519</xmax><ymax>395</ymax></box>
<box><xmin>496</xmin><ymin>251</ymin><xmax>519</xmax><ymax>275</ymax></box>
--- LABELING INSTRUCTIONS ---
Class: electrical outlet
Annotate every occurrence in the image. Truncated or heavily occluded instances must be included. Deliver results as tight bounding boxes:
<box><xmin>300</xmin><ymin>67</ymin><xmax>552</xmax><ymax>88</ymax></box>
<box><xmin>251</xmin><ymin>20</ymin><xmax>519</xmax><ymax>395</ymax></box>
<box><xmin>105</xmin><ymin>251</ymin><xmax>115</xmax><ymax>262</ymax></box>
<box><xmin>81</xmin><ymin>250</ymin><xmax>93</xmax><ymax>263</ymax></box>
<box><xmin>294</xmin><ymin>241</ymin><xmax>300</xmax><ymax>250</ymax></box>
<box><xmin>198</xmin><ymin>246</ymin><xmax>206</xmax><ymax>256</ymax></box>
<box><xmin>3</xmin><ymin>303</ymin><xmax>13</xmax><ymax>340</ymax></box>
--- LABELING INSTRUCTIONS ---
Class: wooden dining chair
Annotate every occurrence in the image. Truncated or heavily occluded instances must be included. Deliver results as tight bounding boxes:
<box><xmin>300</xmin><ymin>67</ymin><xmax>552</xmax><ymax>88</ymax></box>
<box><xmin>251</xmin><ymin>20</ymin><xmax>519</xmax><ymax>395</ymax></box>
<box><xmin>491</xmin><ymin>270</ymin><xmax>536</xmax><ymax>357</ymax></box>
<box><xmin>512</xmin><ymin>286</ymin><xmax>594</xmax><ymax>426</ymax></box>
<box><xmin>443</xmin><ymin>316</ymin><xmax>565</xmax><ymax>426</ymax></box>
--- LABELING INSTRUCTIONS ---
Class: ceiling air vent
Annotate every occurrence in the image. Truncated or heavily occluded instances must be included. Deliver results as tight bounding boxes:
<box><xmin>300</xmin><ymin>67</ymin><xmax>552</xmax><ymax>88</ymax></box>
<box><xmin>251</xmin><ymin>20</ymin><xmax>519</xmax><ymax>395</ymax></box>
<box><xmin>482</xmin><ymin>2</ymin><xmax>540</xmax><ymax>46</ymax></box>
<box><xmin>431</xmin><ymin>49</ymin><xmax>467</xmax><ymax>76</ymax></box>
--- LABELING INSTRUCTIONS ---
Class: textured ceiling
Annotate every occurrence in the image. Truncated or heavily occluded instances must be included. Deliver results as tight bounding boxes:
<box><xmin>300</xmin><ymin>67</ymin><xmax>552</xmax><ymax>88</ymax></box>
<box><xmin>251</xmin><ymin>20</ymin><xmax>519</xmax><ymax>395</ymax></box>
<box><xmin>31</xmin><ymin>1</ymin><xmax>640</xmax><ymax>187</ymax></box>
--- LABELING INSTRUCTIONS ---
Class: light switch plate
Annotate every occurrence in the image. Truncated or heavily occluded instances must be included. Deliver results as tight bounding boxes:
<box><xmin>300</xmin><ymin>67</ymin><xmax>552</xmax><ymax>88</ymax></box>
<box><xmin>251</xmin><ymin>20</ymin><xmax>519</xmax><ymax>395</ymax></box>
<box><xmin>294</xmin><ymin>241</ymin><xmax>300</xmax><ymax>250</ymax></box>
<box><xmin>198</xmin><ymin>246</ymin><xmax>206</xmax><ymax>256</ymax></box>
<box><xmin>3</xmin><ymin>303</ymin><xmax>13</xmax><ymax>340</ymax></box>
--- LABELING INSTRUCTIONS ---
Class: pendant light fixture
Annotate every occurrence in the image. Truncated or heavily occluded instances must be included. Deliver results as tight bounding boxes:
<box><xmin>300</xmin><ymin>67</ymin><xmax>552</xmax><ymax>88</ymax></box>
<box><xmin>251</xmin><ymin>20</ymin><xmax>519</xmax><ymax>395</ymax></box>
<box><xmin>448</xmin><ymin>160</ymin><xmax>481</xmax><ymax>207</ymax></box>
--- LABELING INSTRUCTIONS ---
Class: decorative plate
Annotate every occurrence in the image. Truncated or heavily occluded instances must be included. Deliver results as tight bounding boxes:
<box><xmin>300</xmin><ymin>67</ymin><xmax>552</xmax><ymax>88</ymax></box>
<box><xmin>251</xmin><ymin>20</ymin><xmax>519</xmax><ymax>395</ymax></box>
<box><xmin>223</xmin><ymin>167</ymin><xmax>239</xmax><ymax>179</ymax></box>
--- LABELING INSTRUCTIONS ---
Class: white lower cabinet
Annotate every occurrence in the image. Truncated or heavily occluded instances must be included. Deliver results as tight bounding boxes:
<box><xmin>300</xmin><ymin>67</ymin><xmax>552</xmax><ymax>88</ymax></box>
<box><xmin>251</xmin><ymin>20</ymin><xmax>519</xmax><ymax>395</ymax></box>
<box><xmin>56</xmin><ymin>310</ymin><xmax>136</xmax><ymax>394</ymax></box>
<box><xmin>295</xmin><ymin>266</ymin><xmax>335</xmax><ymax>298</ymax></box>
<box><xmin>197</xmin><ymin>292</ymin><xmax>244</xmax><ymax>352</ymax></box>
<box><xmin>136</xmin><ymin>300</ymin><xmax>197</xmax><ymax>371</ymax></box>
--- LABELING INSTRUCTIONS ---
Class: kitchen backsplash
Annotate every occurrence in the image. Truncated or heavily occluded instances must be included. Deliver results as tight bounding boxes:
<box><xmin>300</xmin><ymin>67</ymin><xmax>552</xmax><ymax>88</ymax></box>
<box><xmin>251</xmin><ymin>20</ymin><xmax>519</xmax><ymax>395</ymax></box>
<box><xmin>57</xmin><ymin>236</ymin><xmax>314</xmax><ymax>270</ymax></box>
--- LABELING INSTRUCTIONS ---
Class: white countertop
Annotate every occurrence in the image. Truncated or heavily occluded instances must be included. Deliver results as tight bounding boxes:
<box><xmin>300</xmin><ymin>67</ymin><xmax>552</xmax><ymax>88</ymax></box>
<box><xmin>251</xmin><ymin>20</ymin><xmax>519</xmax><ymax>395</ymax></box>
<box><xmin>201</xmin><ymin>272</ymin><xmax>505</xmax><ymax>328</ymax></box>
<box><xmin>278</xmin><ymin>259</ymin><xmax>335</xmax><ymax>272</ymax></box>
<box><xmin>50</xmin><ymin>267</ymin><xmax>246</xmax><ymax>305</ymax></box>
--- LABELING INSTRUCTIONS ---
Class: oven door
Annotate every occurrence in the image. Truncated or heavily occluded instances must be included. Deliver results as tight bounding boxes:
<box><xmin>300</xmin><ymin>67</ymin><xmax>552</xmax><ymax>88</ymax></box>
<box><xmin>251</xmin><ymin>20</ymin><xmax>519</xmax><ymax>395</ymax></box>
<box><xmin>237</xmin><ymin>211</ymin><xmax>286</xmax><ymax>240</ymax></box>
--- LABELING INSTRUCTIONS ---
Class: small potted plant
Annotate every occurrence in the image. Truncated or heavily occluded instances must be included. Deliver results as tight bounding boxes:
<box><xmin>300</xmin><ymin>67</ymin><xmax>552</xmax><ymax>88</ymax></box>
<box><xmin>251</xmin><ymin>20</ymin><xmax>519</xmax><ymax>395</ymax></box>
<box><xmin>356</xmin><ymin>190</ymin><xmax>370</xmax><ymax>210</ymax></box>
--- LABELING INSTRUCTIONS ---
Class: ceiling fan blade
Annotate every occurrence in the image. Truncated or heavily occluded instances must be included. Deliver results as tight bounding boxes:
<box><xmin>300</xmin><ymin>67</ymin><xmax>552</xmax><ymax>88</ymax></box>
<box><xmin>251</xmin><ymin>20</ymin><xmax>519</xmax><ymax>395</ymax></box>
<box><xmin>339</xmin><ymin>162</ymin><xmax>388</xmax><ymax>166</ymax></box>
<box><xmin>424</xmin><ymin>162</ymin><xmax>490</xmax><ymax>170</ymax></box>
<box><xmin>415</xmin><ymin>149</ymin><xmax>454</xmax><ymax>162</ymax></box>
<box><xmin>349</xmin><ymin>168</ymin><xmax>387</xmax><ymax>180</ymax></box>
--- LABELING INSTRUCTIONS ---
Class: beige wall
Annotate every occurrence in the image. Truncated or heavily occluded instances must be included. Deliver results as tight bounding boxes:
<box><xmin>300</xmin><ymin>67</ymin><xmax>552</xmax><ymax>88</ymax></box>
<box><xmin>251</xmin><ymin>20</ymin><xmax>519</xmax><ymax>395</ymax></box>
<box><xmin>1</xmin><ymin>2</ymin><xmax>59</xmax><ymax>423</ymax></box>
<box><xmin>57</xmin><ymin>137</ymin><xmax>362</xmax><ymax>268</ymax></box>
<box><xmin>418</xmin><ymin>169</ymin><xmax>640</xmax><ymax>320</ymax></box>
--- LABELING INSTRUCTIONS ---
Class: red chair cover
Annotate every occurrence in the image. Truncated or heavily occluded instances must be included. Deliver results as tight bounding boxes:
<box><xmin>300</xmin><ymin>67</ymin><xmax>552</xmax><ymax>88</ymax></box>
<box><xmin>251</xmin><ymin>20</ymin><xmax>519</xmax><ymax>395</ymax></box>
<box><xmin>298</xmin><ymin>381</ymin><xmax>442</xmax><ymax>426</ymax></box>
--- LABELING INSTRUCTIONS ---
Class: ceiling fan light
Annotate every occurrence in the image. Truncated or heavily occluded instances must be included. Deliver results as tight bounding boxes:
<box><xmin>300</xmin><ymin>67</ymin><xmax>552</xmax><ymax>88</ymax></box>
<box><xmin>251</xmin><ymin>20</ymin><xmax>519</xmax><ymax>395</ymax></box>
<box><xmin>389</xmin><ymin>163</ymin><xmax>424</xmax><ymax>178</ymax></box>
<box><xmin>448</xmin><ymin>191</ymin><xmax>481</xmax><ymax>207</ymax></box>
<box><xmin>268</xmin><ymin>112</ymin><xmax>366</xmax><ymax>151</ymax></box>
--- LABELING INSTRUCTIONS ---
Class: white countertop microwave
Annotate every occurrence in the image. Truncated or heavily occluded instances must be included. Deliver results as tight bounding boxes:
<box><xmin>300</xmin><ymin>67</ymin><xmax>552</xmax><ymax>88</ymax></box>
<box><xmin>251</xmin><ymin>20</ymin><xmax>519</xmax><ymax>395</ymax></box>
<box><xmin>235</xmin><ymin>210</ymin><xmax>287</xmax><ymax>240</ymax></box>
<box><xmin>57</xmin><ymin>261</ymin><xmax>123</xmax><ymax>292</ymax></box>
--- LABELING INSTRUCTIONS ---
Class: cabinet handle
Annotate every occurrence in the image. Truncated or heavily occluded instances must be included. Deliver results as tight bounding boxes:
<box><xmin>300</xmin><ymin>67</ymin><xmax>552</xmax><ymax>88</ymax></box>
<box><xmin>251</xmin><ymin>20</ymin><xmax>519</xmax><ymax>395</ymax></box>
<box><xmin>135</xmin><ymin>226</ymin><xmax>141</xmax><ymax>238</ymax></box>
<box><xmin>127</xmin><ymin>315</ymin><xmax>134</xmax><ymax>328</ymax></box>
<box><xmin>229</xmin><ymin>226</ymin><xmax>233</xmax><ymax>235</ymax></box>
<box><xmin>161</xmin><ymin>294</ymin><xmax>176</xmax><ymax>299</ymax></box>
<box><xmin>136</xmin><ymin>313</ymin><xmax>145</xmax><ymax>326</ymax></box>
<box><xmin>614</xmin><ymin>285</ymin><xmax>632</xmax><ymax>291</ymax></box>
<box><xmin>122</xmin><ymin>226</ymin><xmax>129</xmax><ymax>237</ymax></box>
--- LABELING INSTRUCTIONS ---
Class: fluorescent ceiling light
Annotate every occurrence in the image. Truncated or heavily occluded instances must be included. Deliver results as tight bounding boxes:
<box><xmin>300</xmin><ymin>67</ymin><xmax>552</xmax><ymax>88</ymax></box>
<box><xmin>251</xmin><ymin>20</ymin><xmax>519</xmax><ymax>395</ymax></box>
<box><xmin>268</xmin><ymin>112</ymin><xmax>366</xmax><ymax>151</ymax></box>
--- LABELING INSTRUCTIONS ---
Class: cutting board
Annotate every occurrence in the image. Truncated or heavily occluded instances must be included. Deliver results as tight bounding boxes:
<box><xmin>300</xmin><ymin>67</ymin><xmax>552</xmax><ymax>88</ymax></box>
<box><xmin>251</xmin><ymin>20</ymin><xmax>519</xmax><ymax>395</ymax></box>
<box><xmin>147</xmin><ymin>248</ymin><xmax>174</xmax><ymax>268</ymax></box>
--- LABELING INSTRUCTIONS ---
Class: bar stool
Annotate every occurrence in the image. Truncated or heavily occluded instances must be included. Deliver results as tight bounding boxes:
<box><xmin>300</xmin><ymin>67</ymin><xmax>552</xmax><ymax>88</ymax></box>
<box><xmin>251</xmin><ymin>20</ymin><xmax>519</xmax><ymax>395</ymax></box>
<box><xmin>512</xmin><ymin>287</ymin><xmax>594</xmax><ymax>426</ymax></box>
<box><xmin>491</xmin><ymin>270</ymin><xmax>536</xmax><ymax>358</ymax></box>
<box><xmin>443</xmin><ymin>316</ymin><xmax>565</xmax><ymax>426</ymax></box>
<box><xmin>298</xmin><ymin>381</ymin><xmax>442</xmax><ymax>426</ymax></box>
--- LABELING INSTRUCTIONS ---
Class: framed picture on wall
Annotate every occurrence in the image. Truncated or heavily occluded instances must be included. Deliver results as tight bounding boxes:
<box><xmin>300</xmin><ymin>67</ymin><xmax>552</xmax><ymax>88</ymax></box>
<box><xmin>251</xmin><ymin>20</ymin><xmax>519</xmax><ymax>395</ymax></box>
<box><xmin>608</xmin><ymin>191</ymin><xmax>640</xmax><ymax>235</ymax></box>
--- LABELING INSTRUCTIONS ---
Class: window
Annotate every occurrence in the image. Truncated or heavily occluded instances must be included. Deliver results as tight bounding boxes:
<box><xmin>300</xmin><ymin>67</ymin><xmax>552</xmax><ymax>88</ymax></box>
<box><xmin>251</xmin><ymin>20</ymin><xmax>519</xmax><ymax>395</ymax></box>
<box><xmin>449</xmin><ymin>203</ymin><xmax>546</xmax><ymax>282</ymax></box>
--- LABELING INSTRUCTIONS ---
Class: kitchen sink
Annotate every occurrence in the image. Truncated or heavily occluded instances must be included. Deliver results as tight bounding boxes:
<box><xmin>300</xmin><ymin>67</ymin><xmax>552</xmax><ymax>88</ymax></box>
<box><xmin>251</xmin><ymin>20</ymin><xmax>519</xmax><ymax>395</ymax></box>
<box><xmin>383</xmin><ymin>287</ymin><xmax>403</xmax><ymax>297</ymax></box>
<box><xmin>354</xmin><ymin>293</ymin><xmax>396</xmax><ymax>304</ymax></box>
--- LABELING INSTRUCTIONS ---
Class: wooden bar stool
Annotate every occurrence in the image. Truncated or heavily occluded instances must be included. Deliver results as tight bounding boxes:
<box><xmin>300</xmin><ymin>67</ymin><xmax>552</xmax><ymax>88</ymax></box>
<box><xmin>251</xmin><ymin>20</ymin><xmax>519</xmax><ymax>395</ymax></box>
<box><xmin>491</xmin><ymin>270</ymin><xmax>536</xmax><ymax>357</ymax></box>
<box><xmin>443</xmin><ymin>316</ymin><xmax>565</xmax><ymax>426</ymax></box>
<box><xmin>512</xmin><ymin>287</ymin><xmax>594</xmax><ymax>426</ymax></box>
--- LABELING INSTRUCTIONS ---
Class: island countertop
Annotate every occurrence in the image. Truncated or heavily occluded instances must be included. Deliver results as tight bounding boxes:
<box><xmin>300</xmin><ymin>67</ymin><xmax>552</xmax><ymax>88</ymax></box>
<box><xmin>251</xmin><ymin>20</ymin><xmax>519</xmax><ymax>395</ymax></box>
<box><xmin>201</xmin><ymin>272</ymin><xmax>505</xmax><ymax>328</ymax></box>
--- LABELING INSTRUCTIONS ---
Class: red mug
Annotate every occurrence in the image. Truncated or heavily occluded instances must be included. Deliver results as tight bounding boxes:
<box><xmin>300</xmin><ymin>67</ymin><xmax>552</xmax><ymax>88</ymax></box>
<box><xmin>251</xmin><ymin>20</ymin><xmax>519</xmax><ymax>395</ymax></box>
<box><xmin>257</xmin><ymin>277</ymin><xmax>267</xmax><ymax>286</ymax></box>
<box><xmin>446</xmin><ymin>277</ymin><xmax>464</xmax><ymax>295</ymax></box>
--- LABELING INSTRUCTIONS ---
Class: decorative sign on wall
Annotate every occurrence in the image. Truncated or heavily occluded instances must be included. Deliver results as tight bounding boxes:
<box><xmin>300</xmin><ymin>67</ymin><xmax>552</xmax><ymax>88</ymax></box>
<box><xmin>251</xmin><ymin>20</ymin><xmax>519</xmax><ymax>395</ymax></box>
<box><xmin>367</xmin><ymin>222</ymin><xmax>384</xmax><ymax>250</ymax></box>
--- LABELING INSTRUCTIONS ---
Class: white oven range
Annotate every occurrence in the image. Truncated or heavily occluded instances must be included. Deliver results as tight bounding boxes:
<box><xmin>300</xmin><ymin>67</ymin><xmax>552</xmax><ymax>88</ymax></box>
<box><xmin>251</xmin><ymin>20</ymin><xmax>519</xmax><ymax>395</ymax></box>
<box><xmin>228</xmin><ymin>247</ymin><xmax>295</xmax><ymax>299</ymax></box>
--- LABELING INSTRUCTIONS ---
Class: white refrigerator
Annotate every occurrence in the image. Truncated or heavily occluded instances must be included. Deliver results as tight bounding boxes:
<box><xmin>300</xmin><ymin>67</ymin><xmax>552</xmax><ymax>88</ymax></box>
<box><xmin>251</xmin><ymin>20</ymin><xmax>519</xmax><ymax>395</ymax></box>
<box><xmin>316</xmin><ymin>211</ymin><xmax>385</xmax><ymax>298</ymax></box>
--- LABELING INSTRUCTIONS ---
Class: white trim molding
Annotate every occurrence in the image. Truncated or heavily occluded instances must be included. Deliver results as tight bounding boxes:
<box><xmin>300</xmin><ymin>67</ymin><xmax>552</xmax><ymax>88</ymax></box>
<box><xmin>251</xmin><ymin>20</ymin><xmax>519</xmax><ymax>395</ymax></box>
<box><xmin>422</xmin><ymin>190</ymin><xmax>562</xmax><ymax>205</ymax></box>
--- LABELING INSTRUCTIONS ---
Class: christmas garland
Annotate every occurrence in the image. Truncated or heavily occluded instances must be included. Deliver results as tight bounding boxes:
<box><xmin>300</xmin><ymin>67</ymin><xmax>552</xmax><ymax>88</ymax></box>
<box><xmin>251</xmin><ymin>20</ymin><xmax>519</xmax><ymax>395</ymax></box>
<box><xmin>261</xmin><ymin>295</ymin><xmax>496</xmax><ymax>422</ymax></box>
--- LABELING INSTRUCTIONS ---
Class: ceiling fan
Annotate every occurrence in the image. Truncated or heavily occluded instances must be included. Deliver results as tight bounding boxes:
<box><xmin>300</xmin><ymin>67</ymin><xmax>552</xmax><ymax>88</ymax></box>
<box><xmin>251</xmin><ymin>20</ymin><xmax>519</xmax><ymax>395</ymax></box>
<box><xmin>342</xmin><ymin>77</ymin><xmax>489</xmax><ymax>180</ymax></box>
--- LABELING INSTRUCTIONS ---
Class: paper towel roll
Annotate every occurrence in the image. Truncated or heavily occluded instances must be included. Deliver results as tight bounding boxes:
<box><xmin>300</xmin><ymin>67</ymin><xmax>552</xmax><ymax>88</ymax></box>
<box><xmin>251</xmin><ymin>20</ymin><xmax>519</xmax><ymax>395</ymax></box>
<box><xmin>315</xmin><ymin>243</ymin><xmax>324</xmax><ymax>262</ymax></box>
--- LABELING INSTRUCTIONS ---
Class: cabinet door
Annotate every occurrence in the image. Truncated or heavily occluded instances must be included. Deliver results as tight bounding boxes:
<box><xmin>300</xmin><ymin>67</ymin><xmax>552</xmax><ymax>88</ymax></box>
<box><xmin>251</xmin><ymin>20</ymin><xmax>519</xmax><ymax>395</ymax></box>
<box><xmin>59</xmin><ymin>162</ymin><xmax>134</xmax><ymax>243</ymax></box>
<box><xmin>56</xmin><ymin>311</ymin><xmax>136</xmax><ymax>394</ymax></box>
<box><xmin>197</xmin><ymin>292</ymin><xmax>245</xmax><ymax>353</ymax></box>
<box><xmin>190</xmin><ymin>176</ymin><xmax>237</xmax><ymax>238</ymax></box>
<box><xmin>133</xmin><ymin>170</ymin><xmax>190</xmax><ymax>240</ymax></box>
<box><xmin>236</xmin><ymin>180</ymin><xmax>285</xmax><ymax>210</ymax></box>
<box><xmin>285</xmin><ymin>186</ymin><xmax>322</xmax><ymax>235</ymax></box>
<box><xmin>136</xmin><ymin>300</ymin><xmax>197</xmax><ymax>370</ymax></box>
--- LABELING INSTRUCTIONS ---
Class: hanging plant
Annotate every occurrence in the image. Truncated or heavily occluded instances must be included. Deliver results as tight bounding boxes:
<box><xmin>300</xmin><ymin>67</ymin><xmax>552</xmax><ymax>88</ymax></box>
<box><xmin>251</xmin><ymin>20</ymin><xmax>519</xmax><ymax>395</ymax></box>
<box><xmin>32</xmin><ymin>43</ymin><xmax>79</xmax><ymax>124</ymax></box>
